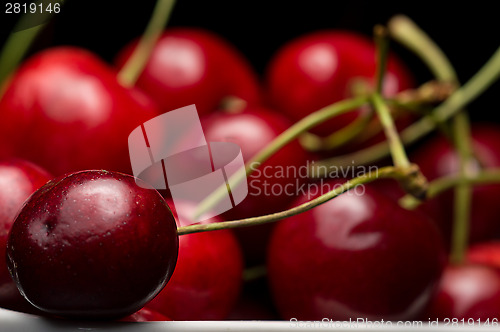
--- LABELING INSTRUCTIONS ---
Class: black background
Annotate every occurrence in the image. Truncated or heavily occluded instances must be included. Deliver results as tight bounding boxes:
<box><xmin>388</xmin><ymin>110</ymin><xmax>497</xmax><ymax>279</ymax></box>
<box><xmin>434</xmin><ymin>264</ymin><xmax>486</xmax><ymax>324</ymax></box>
<box><xmin>1</xmin><ymin>1</ymin><xmax>499</xmax><ymax>122</ymax></box>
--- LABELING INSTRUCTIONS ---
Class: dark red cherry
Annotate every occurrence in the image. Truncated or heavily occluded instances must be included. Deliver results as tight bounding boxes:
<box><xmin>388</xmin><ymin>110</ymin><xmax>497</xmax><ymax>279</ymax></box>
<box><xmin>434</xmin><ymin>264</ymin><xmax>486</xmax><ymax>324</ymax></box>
<box><xmin>266</xmin><ymin>30</ymin><xmax>413</xmax><ymax>137</ymax></box>
<box><xmin>115</xmin><ymin>28</ymin><xmax>261</xmax><ymax>115</ymax></box>
<box><xmin>201</xmin><ymin>106</ymin><xmax>311</xmax><ymax>264</ymax></box>
<box><xmin>6</xmin><ymin>170</ymin><xmax>178</xmax><ymax>319</ymax></box>
<box><xmin>0</xmin><ymin>159</ymin><xmax>51</xmax><ymax>312</ymax></box>
<box><xmin>267</xmin><ymin>182</ymin><xmax>446</xmax><ymax>320</ymax></box>
<box><xmin>121</xmin><ymin>307</ymin><xmax>171</xmax><ymax>322</ymax></box>
<box><xmin>426</xmin><ymin>264</ymin><xmax>500</xmax><ymax>320</ymax></box>
<box><xmin>148</xmin><ymin>201</ymin><xmax>243</xmax><ymax>320</ymax></box>
<box><xmin>412</xmin><ymin>124</ymin><xmax>500</xmax><ymax>244</ymax></box>
<box><xmin>0</xmin><ymin>47</ymin><xmax>159</xmax><ymax>176</ymax></box>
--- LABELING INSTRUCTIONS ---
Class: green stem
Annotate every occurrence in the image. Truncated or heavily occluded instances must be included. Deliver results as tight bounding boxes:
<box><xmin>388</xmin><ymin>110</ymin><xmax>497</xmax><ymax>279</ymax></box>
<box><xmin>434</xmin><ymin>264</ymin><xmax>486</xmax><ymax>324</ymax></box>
<box><xmin>117</xmin><ymin>0</ymin><xmax>176</xmax><ymax>87</ymax></box>
<box><xmin>388</xmin><ymin>15</ymin><xmax>456</xmax><ymax>82</ymax></box>
<box><xmin>399</xmin><ymin>169</ymin><xmax>500</xmax><ymax>210</ymax></box>
<box><xmin>301</xmin><ymin>81</ymin><xmax>454</xmax><ymax>153</ymax></box>
<box><xmin>371</xmin><ymin>93</ymin><xmax>410</xmax><ymax>168</ymax></box>
<box><xmin>316</xmin><ymin>45</ymin><xmax>500</xmax><ymax>170</ymax></box>
<box><xmin>182</xmin><ymin>166</ymin><xmax>398</xmax><ymax>235</ymax></box>
<box><xmin>371</xmin><ymin>26</ymin><xmax>411</xmax><ymax>167</ymax></box>
<box><xmin>374</xmin><ymin>25</ymin><xmax>389</xmax><ymax>94</ymax></box>
<box><xmin>193</xmin><ymin>96</ymin><xmax>368</xmax><ymax>219</ymax></box>
<box><xmin>390</xmin><ymin>15</ymin><xmax>475</xmax><ymax>264</ymax></box>
<box><xmin>0</xmin><ymin>0</ymin><xmax>59</xmax><ymax>89</ymax></box>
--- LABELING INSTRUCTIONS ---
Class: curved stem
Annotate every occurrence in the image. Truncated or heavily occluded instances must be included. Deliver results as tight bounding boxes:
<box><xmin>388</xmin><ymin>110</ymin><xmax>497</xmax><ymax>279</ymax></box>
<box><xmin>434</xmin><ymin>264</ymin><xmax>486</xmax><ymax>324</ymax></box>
<box><xmin>388</xmin><ymin>15</ymin><xmax>456</xmax><ymax>82</ymax></box>
<box><xmin>193</xmin><ymin>96</ymin><xmax>368</xmax><ymax>219</ymax></box>
<box><xmin>318</xmin><ymin>45</ymin><xmax>500</xmax><ymax>169</ymax></box>
<box><xmin>181</xmin><ymin>166</ymin><xmax>398</xmax><ymax>235</ymax></box>
<box><xmin>117</xmin><ymin>0</ymin><xmax>176</xmax><ymax>87</ymax></box>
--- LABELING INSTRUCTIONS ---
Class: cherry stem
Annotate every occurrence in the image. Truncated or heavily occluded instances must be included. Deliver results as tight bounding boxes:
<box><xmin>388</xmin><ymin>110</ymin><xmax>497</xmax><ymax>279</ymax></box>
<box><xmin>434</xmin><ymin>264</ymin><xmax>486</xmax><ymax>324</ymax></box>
<box><xmin>299</xmin><ymin>80</ymin><xmax>455</xmax><ymax>153</ymax></box>
<box><xmin>371</xmin><ymin>93</ymin><xmax>410</xmax><ymax>169</ymax></box>
<box><xmin>193</xmin><ymin>96</ymin><xmax>369</xmax><ymax>219</ymax></box>
<box><xmin>371</xmin><ymin>24</ymin><xmax>428</xmax><ymax>199</ymax></box>
<box><xmin>0</xmin><ymin>0</ymin><xmax>59</xmax><ymax>93</ymax></box>
<box><xmin>388</xmin><ymin>15</ymin><xmax>456</xmax><ymax>82</ymax></box>
<box><xmin>399</xmin><ymin>169</ymin><xmax>500</xmax><ymax>210</ymax></box>
<box><xmin>180</xmin><ymin>166</ymin><xmax>403</xmax><ymax>235</ymax></box>
<box><xmin>318</xmin><ymin>44</ymin><xmax>500</xmax><ymax>169</ymax></box>
<box><xmin>374</xmin><ymin>25</ymin><xmax>389</xmax><ymax>94</ymax></box>
<box><xmin>117</xmin><ymin>0</ymin><xmax>176</xmax><ymax>87</ymax></box>
<box><xmin>390</xmin><ymin>15</ymin><xmax>475</xmax><ymax>264</ymax></box>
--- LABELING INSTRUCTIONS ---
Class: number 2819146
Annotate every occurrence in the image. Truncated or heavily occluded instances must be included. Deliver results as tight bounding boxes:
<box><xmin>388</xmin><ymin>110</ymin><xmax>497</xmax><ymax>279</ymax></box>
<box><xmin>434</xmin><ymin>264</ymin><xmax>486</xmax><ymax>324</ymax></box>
<box><xmin>5</xmin><ymin>2</ymin><xmax>61</xmax><ymax>14</ymax></box>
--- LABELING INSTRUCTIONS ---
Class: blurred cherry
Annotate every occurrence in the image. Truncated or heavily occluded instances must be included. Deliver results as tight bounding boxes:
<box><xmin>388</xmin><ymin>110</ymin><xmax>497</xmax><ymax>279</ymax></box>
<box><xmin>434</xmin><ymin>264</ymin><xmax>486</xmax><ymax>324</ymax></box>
<box><xmin>147</xmin><ymin>200</ymin><xmax>243</xmax><ymax>320</ymax></box>
<box><xmin>0</xmin><ymin>47</ymin><xmax>159</xmax><ymax>176</ymax></box>
<box><xmin>115</xmin><ymin>28</ymin><xmax>261</xmax><ymax>115</ymax></box>
<box><xmin>412</xmin><ymin>124</ymin><xmax>500</xmax><ymax>244</ymax></box>
<box><xmin>266</xmin><ymin>30</ymin><xmax>413</xmax><ymax>138</ymax></box>
<box><xmin>267</xmin><ymin>181</ymin><xmax>446</xmax><ymax>320</ymax></box>
<box><xmin>426</xmin><ymin>264</ymin><xmax>500</xmax><ymax>320</ymax></box>
<box><xmin>0</xmin><ymin>159</ymin><xmax>51</xmax><ymax>313</ymax></box>
<box><xmin>466</xmin><ymin>242</ymin><xmax>500</xmax><ymax>270</ymax></box>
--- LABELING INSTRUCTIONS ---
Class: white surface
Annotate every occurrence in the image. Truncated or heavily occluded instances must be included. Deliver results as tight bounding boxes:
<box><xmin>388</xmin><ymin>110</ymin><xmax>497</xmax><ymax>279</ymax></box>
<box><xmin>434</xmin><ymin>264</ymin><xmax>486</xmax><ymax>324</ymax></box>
<box><xmin>0</xmin><ymin>308</ymin><xmax>496</xmax><ymax>331</ymax></box>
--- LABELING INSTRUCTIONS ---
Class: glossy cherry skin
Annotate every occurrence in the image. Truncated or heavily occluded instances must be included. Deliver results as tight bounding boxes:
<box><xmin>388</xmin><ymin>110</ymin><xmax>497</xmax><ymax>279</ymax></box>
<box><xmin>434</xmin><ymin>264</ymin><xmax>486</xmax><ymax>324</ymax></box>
<box><xmin>466</xmin><ymin>242</ymin><xmax>500</xmax><ymax>270</ymax></box>
<box><xmin>0</xmin><ymin>159</ymin><xmax>52</xmax><ymax>312</ymax></box>
<box><xmin>6</xmin><ymin>170</ymin><xmax>178</xmax><ymax>319</ymax></box>
<box><xmin>121</xmin><ymin>307</ymin><xmax>171</xmax><ymax>322</ymax></box>
<box><xmin>148</xmin><ymin>201</ymin><xmax>243</xmax><ymax>320</ymax></box>
<box><xmin>201</xmin><ymin>107</ymin><xmax>311</xmax><ymax>264</ymax></box>
<box><xmin>425</xmin><ymin>264</ymin><xmax>500</xmax><ymax>320</ymax></box>
<box><xmin>0</xmin><ymin>47</ymin><xmax>159</xmax><ymax>176</ymax></box>
<box><xmin>266</xmin><ymin>30</ymin><xmax>413</xmax><ymax>137</ymax></box>
<box><xmin>115</xmin><ymin>28</ymin><xmax>260</xmax><ymax>115</ymax></box>
<box><xmin>412</xmin><ymin>124</ymin><xmax>500</xmax><ymax>244</ymax></box>
<box><xmin>267</xmin><ymin>182</ymin><xmax>446</xmax><ymax>320</ymax></box>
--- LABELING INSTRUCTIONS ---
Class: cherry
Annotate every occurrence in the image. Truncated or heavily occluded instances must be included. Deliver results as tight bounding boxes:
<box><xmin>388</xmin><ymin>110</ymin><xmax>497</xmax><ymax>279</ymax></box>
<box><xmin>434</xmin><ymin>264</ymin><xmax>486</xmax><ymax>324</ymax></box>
<box><xmin>267</xmin><ymin>181</ymin><xmax>446</xmax><ymax>320</ymax></box>
<box><xmin>115</xmin><ymin>28</ymin><xmax>261</xmax><ymax>115</ymax></box>
<box><xmin>266</xmin><ymin>30</ymin><xmax>414</xmax><ymax>138</ymax></box>
<box><xmin>121</xmin><ymin>307</ymin><xmax>171</xmax><ymax>322</ymax></box>
<box><xmin>0</xmin><ymin>47</ymin><xmax>159</xmax><ymax>176</ymax></box>
<box><xmin>425</xmin><ymin>264</ymin><xmax>500</xmax><ymax>320</ymax></box>
<box><xmin>200</xmin><ymin>106</ymin><xmax>311</xmax><ymax>264</ymax></box>
<box><xmin>6</xmin><ymin>170</ymin><xmax>178</xmax><ymax>319</ymax></box>
<box><xmin>412</xmin><ymin>124</ymin><xmax>500</xmax><ymax>244</ymax></box>
<box><xmin>466</xmin><ymin>242</ymin><xmax>500</xmax><ymax>270</ymax></box>
<box><xmin>147</xmin><ymin>200</ymin><xmax>243</xmax><ymax>320</ymax></box>
<box><xmin>0</xmin><ymin>159</ymin><xmax>52</xmax><ymax>312</ymax></box>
